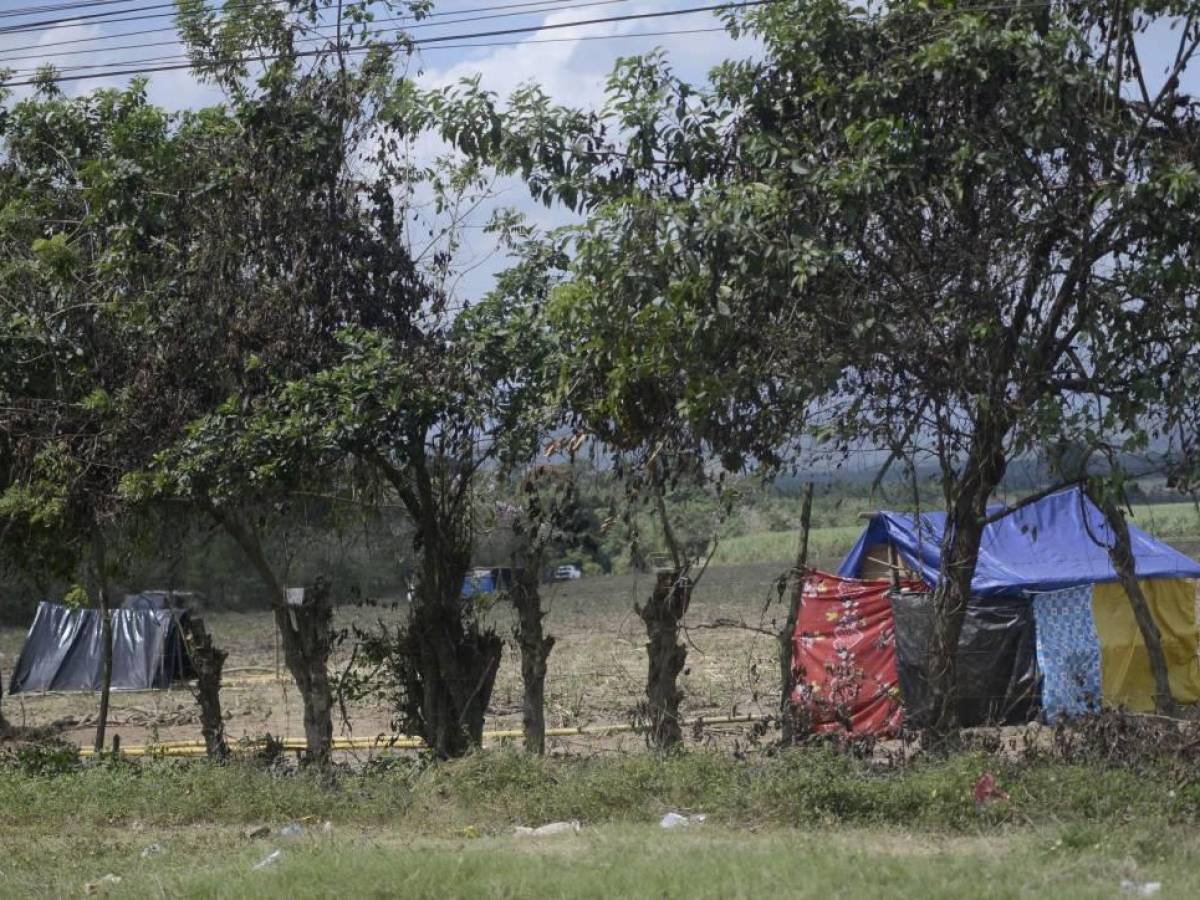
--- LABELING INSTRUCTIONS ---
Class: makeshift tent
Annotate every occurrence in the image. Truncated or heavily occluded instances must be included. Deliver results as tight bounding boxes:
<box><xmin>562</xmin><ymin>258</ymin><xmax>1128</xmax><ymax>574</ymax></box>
<box><xmin>839</xmin><ymin>486</ymin><xmax>1200</xmax><ymax>595</ymax></box>
<box><xmin>461</xmin><ymin>567</ymin><xmax>518</xmax><ymax>597</ymax></box>
<box><xmin>8</xmin><ymin>601</ymin><xmax>195</xmax><ymax>694</ymax></box>
<box><xmin>790</xmin><ymin>572</ymin><xmax>914</xmax><ymax>736</ymax></box>
<box><xmin>123</xmin><ymin>590</ymin><xmax>198</xmax><ymax>612</ymax></box>
<box><xmin>889</xmin><ymin>591</ymin><xmax>1039</xmax><ymax>728</ymax></box>
<box><xmin>838</xmin><ymin>486</ymin><xmax>1200</xmax><ymax>719</ymax></box>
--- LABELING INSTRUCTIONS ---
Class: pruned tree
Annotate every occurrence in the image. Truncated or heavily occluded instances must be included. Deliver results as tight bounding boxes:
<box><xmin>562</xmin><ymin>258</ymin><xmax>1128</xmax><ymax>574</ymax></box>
<box><xmin>0</xmin><ymin>79</ymin><xmax>211</xmax><ymax>751</ymax></box>
<box><xmin>123</xmin><ymin>0</ymin><xmax>436</xmax><ymax>766</ymax></box>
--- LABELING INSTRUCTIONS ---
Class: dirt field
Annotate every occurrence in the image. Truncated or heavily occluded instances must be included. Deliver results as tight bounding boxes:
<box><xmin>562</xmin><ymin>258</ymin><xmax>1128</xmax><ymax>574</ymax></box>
<box><xmin>0</xmin><ymin>563</ymin><xmax>804</xmax><ymax>753</ymax></box>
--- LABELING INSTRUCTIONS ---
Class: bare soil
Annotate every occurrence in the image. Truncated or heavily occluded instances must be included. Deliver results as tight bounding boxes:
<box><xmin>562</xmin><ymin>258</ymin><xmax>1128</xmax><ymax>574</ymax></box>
<box><xmin>0</xmin><ymin>563</ymin><xmax>790</xmax><ymax>753</ymax></box>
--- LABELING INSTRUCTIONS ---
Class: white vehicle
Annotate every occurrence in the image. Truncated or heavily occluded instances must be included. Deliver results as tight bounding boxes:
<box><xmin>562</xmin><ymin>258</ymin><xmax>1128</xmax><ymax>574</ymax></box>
<box><xmin>553</xmin><ymin>564</ymin><xmax>583</xmax><ymax>581</ymax></box>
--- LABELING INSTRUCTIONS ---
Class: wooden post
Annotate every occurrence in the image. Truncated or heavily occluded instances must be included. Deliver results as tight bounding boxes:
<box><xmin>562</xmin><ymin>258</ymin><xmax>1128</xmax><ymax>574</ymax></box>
<box><xmin>780</xmin><ymin>482</ymin><xmax>815</xmax><ymax>745</ymax></box>
<box><xmin>92</xmin><ymin>531</ymin><xmax>114</xmax><ymax>755</ymax></box>
<box><xmin>887</xmin><ymin>542</ymin><xmax>901</xmax><ymax>590</ymax></box>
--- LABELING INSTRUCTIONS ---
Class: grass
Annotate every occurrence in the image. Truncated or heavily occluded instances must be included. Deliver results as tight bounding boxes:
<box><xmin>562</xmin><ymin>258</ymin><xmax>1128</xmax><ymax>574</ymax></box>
<box><xmin>9</xmin><ymin>823</ymin><xmax>1197</xmax><ymax>899</ymax></box>
<box><xmin>708</xmin><ymin>525</ymin><xmax>863</xmax><ymax>567</ymax></box>
<box><xmin>1</xmin><ymin>747</ymin><xmax>1199</xmax><ymax>897</ymax></box>
<box><xmin>702</xmin><ymin>501</ymin><xmax>1200</xmax><ymax>570</ymax></box>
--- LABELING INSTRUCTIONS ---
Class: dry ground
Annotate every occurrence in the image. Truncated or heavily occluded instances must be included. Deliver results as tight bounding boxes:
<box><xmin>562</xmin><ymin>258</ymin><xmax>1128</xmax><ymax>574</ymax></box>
<box><xmin>0</xmin><ymin>563</ymin><xmax>800</xmax><ymax>753</ymax></box>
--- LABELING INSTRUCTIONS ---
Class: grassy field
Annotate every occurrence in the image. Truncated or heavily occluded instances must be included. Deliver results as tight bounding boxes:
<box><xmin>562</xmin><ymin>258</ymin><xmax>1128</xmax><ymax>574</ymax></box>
<box><xmin>1</xmin><ymin>749</ymin><xmax>1199</xmax><ymax>897</ymax></box>
<box><xmin>708</xmin><ymin>501</ymin><xmax>1200</xmax><ymax>569</ymax></box>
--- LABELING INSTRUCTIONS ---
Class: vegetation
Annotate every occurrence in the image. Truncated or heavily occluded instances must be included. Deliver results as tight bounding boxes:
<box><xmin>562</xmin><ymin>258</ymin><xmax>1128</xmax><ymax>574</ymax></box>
<box><xmin>4</xmin><ymin>737</ymin><xmax>1200</xmax><ymax>894</ymax></box>
<box><xmin>4</xmin><ymin>13</ymin><xmax>1200</xmax><ymax>895</ymax></box>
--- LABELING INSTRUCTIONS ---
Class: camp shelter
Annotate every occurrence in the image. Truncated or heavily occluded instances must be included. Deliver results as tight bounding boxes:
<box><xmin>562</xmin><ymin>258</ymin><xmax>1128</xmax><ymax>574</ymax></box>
<box><xmin>790</xmin><ymin>572</ymin><xmax>913</xmax><ymax>737</ymax></box>
<box><xmin>8</xmin><ymin>600</ymin><xmax>195</xmax><ymax>694</ymax></box>
<box><xmin>461</xmin><ymin>567</ymin><xmax>518</xmax><ymax>597</ymax></box>
<box><xmin>837</xmin><ymin>486</ymin><xmax>1200</xmax><ymax>719</ymax></box>
<box><xmin>123</xmin><ymin>590</ymin><xmax>201</xmax><ymax>612</ymax></box>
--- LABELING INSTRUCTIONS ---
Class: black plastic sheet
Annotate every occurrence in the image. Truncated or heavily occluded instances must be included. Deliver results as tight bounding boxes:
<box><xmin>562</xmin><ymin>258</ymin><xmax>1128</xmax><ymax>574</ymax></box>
<box><xmin>8</xmin><ymin>601</ymin><xmax>194</xmax><ymax>694</ymax></box>
<box><xmin>889</xmin><ymin>591</ymin><xmax>1040</xmax><ymax>728</ymax></box>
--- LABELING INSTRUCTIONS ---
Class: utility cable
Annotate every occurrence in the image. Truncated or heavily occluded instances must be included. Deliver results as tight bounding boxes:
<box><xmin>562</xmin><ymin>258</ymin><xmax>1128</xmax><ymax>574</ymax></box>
<box><xmin>0</xmin><ymin>1</ymin><xmax>766</xmax><ymax>85</ymax></box>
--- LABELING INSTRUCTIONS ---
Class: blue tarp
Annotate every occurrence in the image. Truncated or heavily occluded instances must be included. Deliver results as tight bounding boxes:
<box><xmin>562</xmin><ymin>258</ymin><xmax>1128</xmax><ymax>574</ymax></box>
<box><xmin>461</xmin><ymin>571</ymin><xmax>496</xmax><ymax>597</ymax></box>
<box><xmin>838</xmin><ymin>486</ymin><xmax>1200</xmax><ymax>596</ymax></box>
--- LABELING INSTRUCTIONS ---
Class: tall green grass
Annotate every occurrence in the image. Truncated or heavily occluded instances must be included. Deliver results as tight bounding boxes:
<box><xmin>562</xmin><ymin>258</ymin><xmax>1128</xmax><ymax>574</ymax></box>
<box><xmin>2</xmin><ymin>748</ymin><xmax>1197</xmax><ymax>833</ymax></box>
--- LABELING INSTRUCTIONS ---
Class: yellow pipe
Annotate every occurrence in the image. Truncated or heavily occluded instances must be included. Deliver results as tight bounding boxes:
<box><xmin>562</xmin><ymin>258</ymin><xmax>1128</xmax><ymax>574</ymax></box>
<box><xmin>79</xmin><ymin>715</ymin><xmax>761</xmax><ymax>757</ymax></box>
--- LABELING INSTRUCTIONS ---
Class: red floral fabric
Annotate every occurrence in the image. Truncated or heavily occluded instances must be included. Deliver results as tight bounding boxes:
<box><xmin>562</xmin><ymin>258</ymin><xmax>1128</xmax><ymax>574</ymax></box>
<box><xmin>790</xmin><ymin>572</ymin><xmax>915</xmax><ymax>737</ymax></box>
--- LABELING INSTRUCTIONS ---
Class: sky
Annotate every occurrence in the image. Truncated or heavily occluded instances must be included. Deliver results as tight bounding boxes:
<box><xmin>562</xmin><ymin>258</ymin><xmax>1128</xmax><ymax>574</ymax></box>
<box><xmin>0</xmin><ymin>1</ymin><xmax>1196</xmax><ymax>302</ymax></box>
<box><xmin>0</xmin><ymin>1</ymin><xmax>753</xmax><ymax>116</ymax></box>
<box><xmin>0</xmin><ymin>0</ymin><xmax>759</xmax><ymax>298</ymax></box>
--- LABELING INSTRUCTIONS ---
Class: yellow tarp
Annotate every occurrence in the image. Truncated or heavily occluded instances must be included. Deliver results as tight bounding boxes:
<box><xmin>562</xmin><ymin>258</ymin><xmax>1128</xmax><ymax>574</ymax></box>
<box><xmin>1092</xmin><ymin>579</ymin><xmax>1200</xmax><ymax>711</ymax></box>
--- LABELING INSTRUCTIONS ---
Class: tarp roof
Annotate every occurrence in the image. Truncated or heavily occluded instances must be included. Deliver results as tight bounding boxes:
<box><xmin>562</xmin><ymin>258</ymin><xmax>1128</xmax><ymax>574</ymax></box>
<box><xmin>837</xmin><ymin>486</ymin><xmax>1200</xmax><ymax>596</ymax></box>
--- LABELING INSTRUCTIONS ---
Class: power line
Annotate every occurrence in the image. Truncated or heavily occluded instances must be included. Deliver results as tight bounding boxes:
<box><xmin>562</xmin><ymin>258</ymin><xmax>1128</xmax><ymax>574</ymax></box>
<box><xmin>0</xmin><ymin>1</ymin><xmax>764</xmax><ymax>85</ymax></box>
<box><xmin>0</xmin><ymin>0</ymin><xmax>149</xmax><ymax>20</ymax></box>
<box><xmin>0</xmin><ymin>0</ymin><xmax>641</xmax><ymax>66</ymax></box>
<box><xmin>0</xmin><ymin>0</ymin><xmax>578</xmax><ymax>56</ymax></box>
<box><xmin>0</xmin><ymin>0</ymin><xmax>195</xmax><ymax>33</ymax></box>
<box><xmin>9</xmin><ymin>25</ymin><xmax>730</xmax><ymax>87</ymax></box>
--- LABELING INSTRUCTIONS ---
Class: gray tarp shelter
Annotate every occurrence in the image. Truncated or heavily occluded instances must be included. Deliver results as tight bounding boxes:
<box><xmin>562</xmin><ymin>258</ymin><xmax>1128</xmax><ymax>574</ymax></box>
<box><xmin>8</xmin><ymin>600</ymin><xmax>195</xmax><ymax>694</ymax></box>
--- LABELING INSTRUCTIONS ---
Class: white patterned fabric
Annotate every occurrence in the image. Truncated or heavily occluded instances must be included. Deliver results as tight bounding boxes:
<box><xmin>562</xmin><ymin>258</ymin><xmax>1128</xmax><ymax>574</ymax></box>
<box><xmin>1031</xmin><ymin>585</ymin><xmax>1102</xmax><ymax>720</ymax></box>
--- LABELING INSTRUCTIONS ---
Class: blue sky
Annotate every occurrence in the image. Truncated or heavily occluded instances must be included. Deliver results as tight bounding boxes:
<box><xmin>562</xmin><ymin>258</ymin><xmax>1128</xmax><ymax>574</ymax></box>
<box><xmin>0</xmin><ymin>1</ymin><xmax>753</xmax><ymax>108</ymax></box>
<box><xmin>0</xmin><ymin>1</ymin><xmax>758</xmax><ymax>299</ymax></box>
<box><xmin>0</xmin><ymin>1</ymin><xmax>1195</xmax><ymax>303</ymax></box>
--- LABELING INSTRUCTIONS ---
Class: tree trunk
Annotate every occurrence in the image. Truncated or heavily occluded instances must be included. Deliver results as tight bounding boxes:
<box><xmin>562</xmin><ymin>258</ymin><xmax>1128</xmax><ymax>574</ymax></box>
<box><xmin>277</xmin><ymin>578</ymin><xmax>335</xmax><ymax>766</ymax></box>
<box><xmin>1090</xmin><ymin>487</ymin><xmax>1178</xmax><ymax>716</ymax></box>
<box><xmin>639</xmin><ymin>569</ymin><xmax>689</xmax><ymax>748</ymax></box>
<box><xmin>512</xmin><ymin>562</ymin><xmax>554</xmax><ymax>755</ymax></box>
<box><xmin>408</xmin><ymin>581</ymin><xmax>503</xmax><ymax>759</ymax></box>
<box><xmin>779</xmin><ymin>482</ymin><xmax>814</xmax><ymax>746</ymax></box>
<box><xmin>206</xmin><ymin>505</ymin><xmax>335</xmax><ymax>766</ymax></box>
<box><xmin>184</xmin><ymin>616</ymin><xmax>229</xmax><ymax>760</ymax></box>
<box><xmin>92</xmin><ymin>531</ymin><xmax>114</xmax><ymax>755</ymax></box>
<box><xmin>927</xmin><ymin>435</ymin><xmax>1007</xmax><ymax>742</ymax></box>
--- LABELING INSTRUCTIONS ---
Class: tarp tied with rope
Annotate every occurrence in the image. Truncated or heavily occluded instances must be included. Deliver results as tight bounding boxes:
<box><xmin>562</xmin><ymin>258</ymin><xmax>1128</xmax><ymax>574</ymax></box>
<box><xmin>837</xmin><ymin>486</ymin><xmax>1200</xmax><ymax>596</ymax></box>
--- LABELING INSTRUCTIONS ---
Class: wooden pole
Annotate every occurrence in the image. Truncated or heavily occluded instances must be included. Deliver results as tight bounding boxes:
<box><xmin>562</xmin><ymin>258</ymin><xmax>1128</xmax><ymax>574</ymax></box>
<box><xmin>887</xmin><ymin>542</ymin><xmax>902</xmax><ymax>590</ymax></box>
<box><xmin>780</xmin><ymin>482</ymin><xmax>815</xmax><ymax>745</ymax></box>
<box><xmin>92</xmin><ymin>530</ymin><xmax>114</xmax><ymax>755</ymax></box>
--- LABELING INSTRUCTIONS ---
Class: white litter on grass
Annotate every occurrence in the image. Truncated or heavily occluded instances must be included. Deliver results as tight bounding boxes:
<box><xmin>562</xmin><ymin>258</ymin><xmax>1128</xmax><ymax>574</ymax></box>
<box><xmin>83</xmin><ymin>874</ymin><xmax>122</xmax><ymax>895</ymax></box>
<box><xmin>514</xmin><ymin>821</ymin><xmax>582</xmax><ymax>836</ymax></box>
<box><xmin>322</xmin><ymin>820</ymin><xmax>334</xmax><ymax>835</ymax></box>
<box><xmin>253</xmin><ymin>850</ymin><xmax>283</xmax><ymax>871</ymax></box>
<box><xmin>278</xmin><ymin>823</ymin><xmax>305</xmax><ymax>839</ymax></box>
<box><xmin>659</xmin><ymin>812</ymin><xmax>707</xmax><ymax>829</ymax></box>
<box><xmin>140</xmin><ymin>842</ymin><xmax>166</xmax><ymax>858</ymax></box>
<box><xmin>1120</xmin><ymin>880</ymin><xmax>1162</xmax><ymax>897</ymax></box>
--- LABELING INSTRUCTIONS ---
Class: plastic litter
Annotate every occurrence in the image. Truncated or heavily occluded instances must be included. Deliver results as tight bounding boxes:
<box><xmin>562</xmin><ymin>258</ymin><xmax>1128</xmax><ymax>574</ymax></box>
<box><xmin>83</xmin><ymin>874</ymin><xmax>122</xmax><ymax>895</ymax></box>
<box><xmin>659</xmin><ymin>812</ymin><xmax>707</xmax><ymax>829</ymax></box>
<box><xmin>140</xmin><ymin>842</ymin><xmax>166</xmax><ymax>858</ymax></box>
<box><xmin>972</xmin><ymin>773</ymin><xmax>1010</xmax><ymax>810</ymax></box>
<box><xmin>253</xmin><ymin>850</ymin><xmax>283</xmax><ymax>871</ymax></box>
<box><xmin>514</xmin><ymin>820</ymin><xmax>581</xmax><ymax>836</ymax></box>
<box><xmin>1120</xmin><ymin>881</ymin><xmax>1162</xmax><ymax>897</ymax></box>
<box><xmin>278</xmin><ymin>823</ymin><xmax>305</xmax><ymax>839</ymax></box>
<box><xmin>322</xmin><ymin>820</ymin><xmax>334</xmax><ymax>834</ymax></box>
<box><xmin>243</xmin><ymin>824</ymin><xmax>270</xmax><ymax>839</ymax></box>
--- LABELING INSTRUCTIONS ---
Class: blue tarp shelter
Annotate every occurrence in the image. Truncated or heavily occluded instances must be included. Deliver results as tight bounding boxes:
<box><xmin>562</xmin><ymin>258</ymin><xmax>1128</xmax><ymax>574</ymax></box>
<box><xmin>838</xmin><ymin>486</ymin><xmax>1200</xmax><ymax>597</ymax></box>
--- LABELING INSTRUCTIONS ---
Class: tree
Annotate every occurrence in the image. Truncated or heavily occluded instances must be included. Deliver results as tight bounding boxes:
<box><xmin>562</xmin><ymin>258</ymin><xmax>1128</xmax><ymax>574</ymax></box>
<box><xmin>0</xmin><ymin>79</ymin><xmax>207</xmax><ymax>751</ymax></box>
<box><xmin>421</xmin><ymin>0</ymin><xmax>1200</xmax><ymax>738</ymax></box>
<box><xmin>124</xmin><ymin>0</ymin><xmax>437</xmax><ymax>765</ymax></box>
